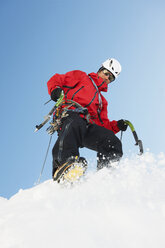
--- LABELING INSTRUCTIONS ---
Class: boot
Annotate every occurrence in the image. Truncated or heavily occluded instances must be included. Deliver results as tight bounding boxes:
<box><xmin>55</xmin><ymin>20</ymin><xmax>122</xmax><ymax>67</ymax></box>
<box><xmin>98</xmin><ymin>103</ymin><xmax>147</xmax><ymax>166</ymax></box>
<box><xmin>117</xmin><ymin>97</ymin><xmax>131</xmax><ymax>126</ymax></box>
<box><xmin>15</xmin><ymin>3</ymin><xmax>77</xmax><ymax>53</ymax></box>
<box><xmin>53</xmin><ymin>156</ymin><xmax>88</xmax><ymax>183</ymax></box>
<box><xmin>97</xmin><ymin>153</ymin><xmax>120</xmax><ymax>170</ymax></box>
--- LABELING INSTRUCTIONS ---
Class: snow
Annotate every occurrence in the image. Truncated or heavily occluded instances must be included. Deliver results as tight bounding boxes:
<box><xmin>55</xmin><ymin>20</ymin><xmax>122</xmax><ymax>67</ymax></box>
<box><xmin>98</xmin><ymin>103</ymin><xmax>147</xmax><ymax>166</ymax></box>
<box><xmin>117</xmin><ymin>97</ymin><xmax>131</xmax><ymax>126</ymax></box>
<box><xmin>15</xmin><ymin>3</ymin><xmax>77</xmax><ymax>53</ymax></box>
<box><xmin>1</xmin><ymin>152</ymin><xmax>165</xmax><ymax>248</ymax></box>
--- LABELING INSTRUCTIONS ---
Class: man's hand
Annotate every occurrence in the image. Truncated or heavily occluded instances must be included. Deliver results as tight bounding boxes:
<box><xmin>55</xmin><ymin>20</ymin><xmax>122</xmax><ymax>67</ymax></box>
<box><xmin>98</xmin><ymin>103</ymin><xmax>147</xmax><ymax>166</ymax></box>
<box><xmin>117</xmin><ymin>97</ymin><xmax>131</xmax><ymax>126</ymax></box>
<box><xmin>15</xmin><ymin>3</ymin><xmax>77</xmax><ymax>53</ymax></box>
<box><xmin>51</xmin><ymin>88</ymin><xmax>62</xmax><ymax>102</ymax></box>
<box><xmin>117</xmin><ymin>119</ymin><xmax>128</xmax><ymax>131</ymax></box>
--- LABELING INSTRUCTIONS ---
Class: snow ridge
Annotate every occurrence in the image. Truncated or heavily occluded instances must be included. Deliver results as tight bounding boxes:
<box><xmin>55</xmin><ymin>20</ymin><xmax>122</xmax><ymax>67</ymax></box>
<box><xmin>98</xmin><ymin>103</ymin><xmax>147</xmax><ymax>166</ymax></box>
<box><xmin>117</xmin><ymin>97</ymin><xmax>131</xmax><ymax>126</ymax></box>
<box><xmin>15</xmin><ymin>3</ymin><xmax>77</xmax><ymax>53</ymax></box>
<box><xmin>0</xmin><ymin>152</ymin><xmax>165</xmax><ymax>248</ymax></box>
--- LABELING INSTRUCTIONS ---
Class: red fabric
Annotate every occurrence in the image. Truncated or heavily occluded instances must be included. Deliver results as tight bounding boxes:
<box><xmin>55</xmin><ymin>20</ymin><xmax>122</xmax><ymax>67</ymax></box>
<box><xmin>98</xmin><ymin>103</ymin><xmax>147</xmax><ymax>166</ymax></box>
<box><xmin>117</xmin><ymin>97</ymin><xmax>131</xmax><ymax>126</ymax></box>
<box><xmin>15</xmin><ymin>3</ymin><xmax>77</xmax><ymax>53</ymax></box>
<box><xmin>47</xmin><ymin>70</ymin><xmax>120</xmax><ymax>134</ymax></box>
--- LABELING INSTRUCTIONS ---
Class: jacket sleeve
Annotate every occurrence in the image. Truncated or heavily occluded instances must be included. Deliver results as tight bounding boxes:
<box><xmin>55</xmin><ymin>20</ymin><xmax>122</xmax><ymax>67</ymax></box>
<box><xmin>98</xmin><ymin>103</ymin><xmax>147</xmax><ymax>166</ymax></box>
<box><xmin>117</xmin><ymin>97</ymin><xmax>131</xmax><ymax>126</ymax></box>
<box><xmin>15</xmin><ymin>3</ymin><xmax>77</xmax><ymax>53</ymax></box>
<box><xmin>100</xmin><ymin>99</ymin><xmax>120</xmax><ymax>134</ymax></box>
<box><xmin>105</xmin><ymin>120</ymin><xmax>120</xmax><ymax>134</ymax></box>
<box><xmin>47</xmin><ymin>73</ymin><xmax>65</xmax><ymax>95</ymax></box>
<box><xmin>47</xmin><ymin>70</ymin><xmax>84</xmax><ymax>95</ymax></box>
<box><xmin>103</xmin><ymin>117</ymin><xmax>120</xmax><ymax>134</ymax></box>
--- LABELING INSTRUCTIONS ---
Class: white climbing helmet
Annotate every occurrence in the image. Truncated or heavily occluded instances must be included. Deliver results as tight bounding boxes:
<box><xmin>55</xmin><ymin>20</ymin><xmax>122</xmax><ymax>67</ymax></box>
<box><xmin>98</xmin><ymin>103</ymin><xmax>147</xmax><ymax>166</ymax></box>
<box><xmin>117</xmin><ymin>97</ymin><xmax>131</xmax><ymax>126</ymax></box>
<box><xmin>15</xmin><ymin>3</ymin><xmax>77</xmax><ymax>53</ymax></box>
<box><xmin>102</xmin><ymin>58</ymin><xmax>122</xmax><ymax>78</ymax></box>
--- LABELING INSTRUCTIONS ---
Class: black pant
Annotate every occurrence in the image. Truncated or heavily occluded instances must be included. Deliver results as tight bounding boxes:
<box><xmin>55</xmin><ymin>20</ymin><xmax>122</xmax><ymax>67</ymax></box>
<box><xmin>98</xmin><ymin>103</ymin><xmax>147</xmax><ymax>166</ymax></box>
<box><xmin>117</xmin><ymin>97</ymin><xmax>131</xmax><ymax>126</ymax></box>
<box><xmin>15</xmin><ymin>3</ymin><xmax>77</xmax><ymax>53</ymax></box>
<box><xmin>52</xmin><ymin>112</ymin><xmax>123</xmax><ymax>175</ymax></box>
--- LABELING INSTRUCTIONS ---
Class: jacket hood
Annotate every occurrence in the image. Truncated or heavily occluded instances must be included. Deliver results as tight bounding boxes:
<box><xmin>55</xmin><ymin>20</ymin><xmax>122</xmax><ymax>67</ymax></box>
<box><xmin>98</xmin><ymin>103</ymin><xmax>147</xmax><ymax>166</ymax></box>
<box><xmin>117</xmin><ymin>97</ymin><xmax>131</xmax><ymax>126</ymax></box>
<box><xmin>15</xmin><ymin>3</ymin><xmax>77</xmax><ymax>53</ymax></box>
<box><xmin>88</xmin><ymin>73</ymin><xmax>108</xmax><ymax>92</ymax></box>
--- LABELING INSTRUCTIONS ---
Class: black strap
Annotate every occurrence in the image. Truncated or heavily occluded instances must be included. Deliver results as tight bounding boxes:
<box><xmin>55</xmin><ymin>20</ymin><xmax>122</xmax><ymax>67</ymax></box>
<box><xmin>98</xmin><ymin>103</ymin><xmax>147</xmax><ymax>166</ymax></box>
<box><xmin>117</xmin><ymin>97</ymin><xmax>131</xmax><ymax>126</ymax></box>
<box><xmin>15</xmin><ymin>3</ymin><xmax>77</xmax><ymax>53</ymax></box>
<box><xmin>88</xmin><ymin>76</ymin><xmax>103</xmax><ymax>113</ymax></box>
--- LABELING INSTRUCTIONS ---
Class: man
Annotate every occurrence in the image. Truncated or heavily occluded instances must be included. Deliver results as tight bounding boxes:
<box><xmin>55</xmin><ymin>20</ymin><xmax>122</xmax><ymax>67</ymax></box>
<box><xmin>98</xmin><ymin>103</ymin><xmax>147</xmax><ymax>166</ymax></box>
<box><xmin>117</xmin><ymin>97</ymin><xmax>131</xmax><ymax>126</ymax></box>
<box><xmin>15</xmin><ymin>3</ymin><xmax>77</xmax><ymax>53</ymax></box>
<box><xmin>47</xmin><ymin>58</ymin><xmax>127</xmax><ymax>182</ymax></box>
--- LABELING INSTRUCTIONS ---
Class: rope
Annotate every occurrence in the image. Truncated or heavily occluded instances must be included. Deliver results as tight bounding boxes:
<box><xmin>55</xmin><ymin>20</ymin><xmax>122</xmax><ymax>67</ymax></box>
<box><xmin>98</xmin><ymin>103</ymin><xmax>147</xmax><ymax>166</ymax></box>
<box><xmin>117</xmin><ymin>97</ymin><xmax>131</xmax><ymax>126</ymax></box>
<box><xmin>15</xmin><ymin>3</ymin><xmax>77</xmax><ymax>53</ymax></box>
<box><xmin>36</xmin><ymin>135</ymin><xmax>52</xmax><ymax>184</ymax></box>
<box><xmin>120</xmin><ymin>131</ymin><xmax>123</xmax><ymax>142</ymax></box>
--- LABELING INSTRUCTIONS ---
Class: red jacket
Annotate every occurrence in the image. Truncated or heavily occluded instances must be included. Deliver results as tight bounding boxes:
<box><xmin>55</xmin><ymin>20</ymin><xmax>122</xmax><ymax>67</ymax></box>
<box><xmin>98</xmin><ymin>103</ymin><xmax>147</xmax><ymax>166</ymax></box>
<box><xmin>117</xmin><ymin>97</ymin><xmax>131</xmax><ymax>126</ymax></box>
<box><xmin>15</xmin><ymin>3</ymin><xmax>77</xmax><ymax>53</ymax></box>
<box><xmin>47</xmin><ymin>70</ymin><xmax>120</xmax><ymax>134</ymax></box>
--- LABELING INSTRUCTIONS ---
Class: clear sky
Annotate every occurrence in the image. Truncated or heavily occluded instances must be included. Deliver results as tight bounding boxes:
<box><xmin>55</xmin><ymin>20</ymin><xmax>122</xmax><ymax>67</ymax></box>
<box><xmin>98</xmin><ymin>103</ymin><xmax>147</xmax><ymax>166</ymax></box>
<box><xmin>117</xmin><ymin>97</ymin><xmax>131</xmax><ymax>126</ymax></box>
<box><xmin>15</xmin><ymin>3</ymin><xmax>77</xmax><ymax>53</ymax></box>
<box><xmin>1</xmin><ymin>0</ymin><xmax>165</xmax><ymax>199</ymax></box>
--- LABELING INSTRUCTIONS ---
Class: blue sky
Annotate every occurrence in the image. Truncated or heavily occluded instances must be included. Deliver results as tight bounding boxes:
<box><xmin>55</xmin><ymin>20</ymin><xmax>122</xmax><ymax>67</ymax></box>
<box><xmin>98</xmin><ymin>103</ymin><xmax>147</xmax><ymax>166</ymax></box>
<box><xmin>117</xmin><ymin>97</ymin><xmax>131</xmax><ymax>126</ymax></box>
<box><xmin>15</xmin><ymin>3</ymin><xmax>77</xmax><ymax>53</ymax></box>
<box><xmin>1</xmin><ymin>0</ymin><xmax>165</xmax><ymax>198</ymax></box>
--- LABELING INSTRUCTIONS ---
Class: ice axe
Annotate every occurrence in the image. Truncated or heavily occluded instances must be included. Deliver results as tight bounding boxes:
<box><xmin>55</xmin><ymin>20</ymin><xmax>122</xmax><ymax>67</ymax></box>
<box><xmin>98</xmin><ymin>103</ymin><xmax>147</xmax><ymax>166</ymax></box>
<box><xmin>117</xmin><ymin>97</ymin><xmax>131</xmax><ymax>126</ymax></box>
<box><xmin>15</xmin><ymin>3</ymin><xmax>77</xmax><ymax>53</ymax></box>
<box><xmin>124</xmin><ymin>120</ymin><xmax>143</xmax><ymax>155</ymax></box>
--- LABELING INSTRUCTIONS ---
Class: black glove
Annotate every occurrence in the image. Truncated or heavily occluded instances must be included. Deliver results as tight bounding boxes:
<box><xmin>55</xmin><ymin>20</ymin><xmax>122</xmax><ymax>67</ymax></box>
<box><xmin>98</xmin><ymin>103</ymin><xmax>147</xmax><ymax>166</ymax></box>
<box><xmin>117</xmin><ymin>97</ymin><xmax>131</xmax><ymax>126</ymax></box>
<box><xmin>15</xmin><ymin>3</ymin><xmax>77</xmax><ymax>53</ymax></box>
<box><xmin>117</xmin><ymin>119</ymin><xmax>128</xmax><ymax>131</ymax></box>
<box><xmin>51</xmin><ymin>88</ymin><xmax>62</xmax><ymax>102</ymax></box>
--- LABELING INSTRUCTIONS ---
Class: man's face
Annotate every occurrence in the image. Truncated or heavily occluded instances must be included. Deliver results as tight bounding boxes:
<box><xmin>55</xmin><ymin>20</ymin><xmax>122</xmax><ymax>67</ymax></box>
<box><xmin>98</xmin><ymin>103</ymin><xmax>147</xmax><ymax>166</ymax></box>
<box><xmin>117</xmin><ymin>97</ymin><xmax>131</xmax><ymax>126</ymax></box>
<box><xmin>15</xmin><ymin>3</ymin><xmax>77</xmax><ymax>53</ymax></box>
<box><xmin>98</xmin><ymin>69</ymin><xmax>115</xmax><ymax>85</ymax></box>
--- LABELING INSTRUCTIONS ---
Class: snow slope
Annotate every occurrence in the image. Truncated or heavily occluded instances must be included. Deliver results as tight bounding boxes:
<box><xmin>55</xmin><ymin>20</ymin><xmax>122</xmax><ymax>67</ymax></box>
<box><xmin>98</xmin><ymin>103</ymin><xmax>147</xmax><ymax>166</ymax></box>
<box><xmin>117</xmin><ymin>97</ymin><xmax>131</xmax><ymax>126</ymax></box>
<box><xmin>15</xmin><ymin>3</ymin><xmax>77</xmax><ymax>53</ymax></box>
<box><xmin>1</xmin><ymin>152</ymin><xmax>165</xmax><ymax>248</ymax></box>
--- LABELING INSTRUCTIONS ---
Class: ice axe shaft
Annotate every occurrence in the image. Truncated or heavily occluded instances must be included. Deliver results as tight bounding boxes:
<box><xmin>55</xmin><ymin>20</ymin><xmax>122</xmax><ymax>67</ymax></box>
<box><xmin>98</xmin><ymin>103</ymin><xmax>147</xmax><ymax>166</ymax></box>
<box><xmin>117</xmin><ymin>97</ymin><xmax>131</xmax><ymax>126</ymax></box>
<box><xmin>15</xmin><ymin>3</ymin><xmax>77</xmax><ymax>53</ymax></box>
<box><xmin>124</xmin><ymin>120</ymin><xmax>144</xmax><ymax>155</ymax></box>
